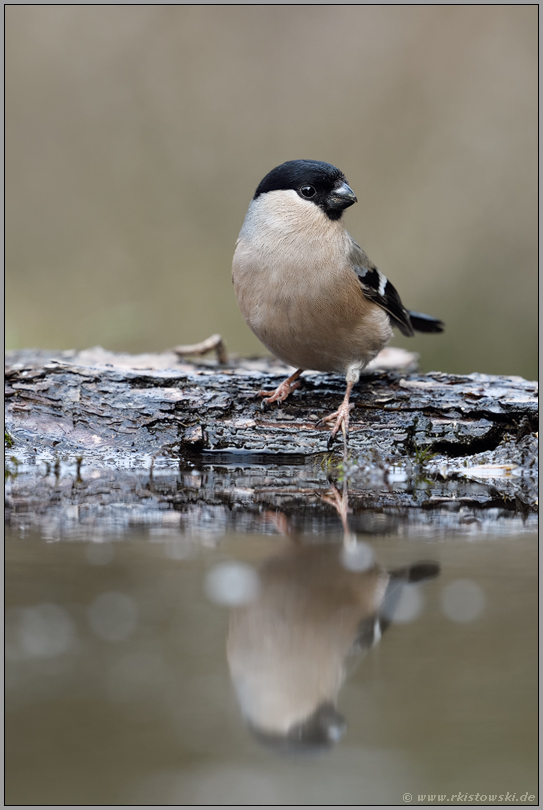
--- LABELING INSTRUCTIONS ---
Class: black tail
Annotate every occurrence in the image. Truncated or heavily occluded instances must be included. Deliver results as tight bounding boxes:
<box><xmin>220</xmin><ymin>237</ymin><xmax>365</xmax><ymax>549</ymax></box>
<box><xmin>377</xmin><ymin>561</ymin><xmax>441</xmax><ymax>631</ymax></box>
<box><xmin>389</xmin><ymin>561</ymin><xmax>441</xmax><ymax>583</ymax></box>
<box><xmin>408</xmin><ymin>311</ymin><xmax>445</xmax><ymax>334</ymax></box>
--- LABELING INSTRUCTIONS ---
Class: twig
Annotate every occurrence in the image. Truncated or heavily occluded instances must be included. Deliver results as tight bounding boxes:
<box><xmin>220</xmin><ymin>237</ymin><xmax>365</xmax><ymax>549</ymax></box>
<box><xmin>173</xmin><ymin>333</ymin><xmax>228</xmax><ymax>364</ymax></box>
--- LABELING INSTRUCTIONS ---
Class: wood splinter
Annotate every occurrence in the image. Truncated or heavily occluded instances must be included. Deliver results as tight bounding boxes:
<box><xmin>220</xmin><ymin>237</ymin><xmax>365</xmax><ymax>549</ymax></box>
<box><xmin>173</xmin><ymin>333</ymin><xmax>228</xmax><ymax>365</ymax></box>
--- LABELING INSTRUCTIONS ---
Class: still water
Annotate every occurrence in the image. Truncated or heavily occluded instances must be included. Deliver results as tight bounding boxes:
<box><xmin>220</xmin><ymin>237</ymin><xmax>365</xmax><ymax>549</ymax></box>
<box><xmin>5</xmin><ymin>521</ymin><xmax>537</xmax><ymax>806</ymax></box>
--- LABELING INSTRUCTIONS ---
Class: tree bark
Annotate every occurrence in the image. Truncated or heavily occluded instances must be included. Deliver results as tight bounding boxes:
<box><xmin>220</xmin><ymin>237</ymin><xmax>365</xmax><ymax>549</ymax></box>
<box><xmin>5</xmin><ymin>346</ymin><xmax>538</xmax><ymax>533</ymax></box>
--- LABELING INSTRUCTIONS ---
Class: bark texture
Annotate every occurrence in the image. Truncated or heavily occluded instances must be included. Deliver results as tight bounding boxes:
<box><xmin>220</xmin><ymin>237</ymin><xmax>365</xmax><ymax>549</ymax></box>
<box><xmin>5</xmin><ymin>346</ymin><xmax>538</xmax><ymax>537</ymax></box>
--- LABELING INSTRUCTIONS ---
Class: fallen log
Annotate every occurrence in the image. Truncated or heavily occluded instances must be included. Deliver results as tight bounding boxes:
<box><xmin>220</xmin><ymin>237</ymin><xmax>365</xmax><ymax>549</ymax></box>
<box><xmin>5</xmin><ymin>344</ymin><xmax>538</xmax><ymax>537</ymax></box>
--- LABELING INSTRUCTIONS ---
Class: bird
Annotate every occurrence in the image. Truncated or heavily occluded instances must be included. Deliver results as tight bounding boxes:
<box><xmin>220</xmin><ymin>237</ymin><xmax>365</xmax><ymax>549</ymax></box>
<box><xmin>226</xmin><ymin>540</ymin><xmax>440</xmax><ymax>754</ymax></box>
<box><xmin>232</xmin><ymin>159</ymin><xmax>444</xmax><ymax>448</ymax></box>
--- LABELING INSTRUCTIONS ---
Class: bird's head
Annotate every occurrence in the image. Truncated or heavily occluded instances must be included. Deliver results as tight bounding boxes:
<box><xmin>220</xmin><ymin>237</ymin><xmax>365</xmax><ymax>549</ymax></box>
<box><xmin>254</xmin><ymin>159</ymin><xmax>357</xmax><ymax>221</ymax></box>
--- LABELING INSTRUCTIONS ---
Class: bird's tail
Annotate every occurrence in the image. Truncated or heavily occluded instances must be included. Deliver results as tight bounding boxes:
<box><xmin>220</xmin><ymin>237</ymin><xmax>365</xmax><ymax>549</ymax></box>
<box><xmin>389</xmin><ymin>561</ymin><xmax>441</xmax><ymax>583</ymax></box>
<box><xmin>377</xmin><ymin>561</ymin><xmax>441</xmax><ymax>633</ymax></box>
<box><xmin>407</xmin><ymin>311</ymin><xmax>445</xmax><ymax>333</ymax></box>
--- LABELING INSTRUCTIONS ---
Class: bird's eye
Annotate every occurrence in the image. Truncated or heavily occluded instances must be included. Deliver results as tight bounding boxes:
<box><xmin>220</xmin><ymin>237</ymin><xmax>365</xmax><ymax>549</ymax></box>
<box><xmin>300</xmin><ymin>185</ymin><xmax>316</xmax><ymax>198</ymax></box>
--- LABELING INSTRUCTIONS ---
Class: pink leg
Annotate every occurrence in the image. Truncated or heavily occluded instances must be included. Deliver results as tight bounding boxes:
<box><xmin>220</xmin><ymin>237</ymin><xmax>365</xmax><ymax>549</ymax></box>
<box><xmin>317</xmin><ymin>381</ymin><xmax>355</xmax><ymax>450</ymax></box>
<box><xmin>319</xmin><ymin>481</ymin><xmax>351</xmax><ymax>536</ymax></box>
<box><xmin>258</xmin><ymin>369</ymin><xmax>303</xmax><ymax>410</ymax></box>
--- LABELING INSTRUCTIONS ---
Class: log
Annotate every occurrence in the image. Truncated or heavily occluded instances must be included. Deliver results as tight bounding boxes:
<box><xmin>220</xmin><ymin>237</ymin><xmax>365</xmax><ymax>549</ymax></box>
<box><xmin>5</xmin><ymin>345</ymin><xmax>538</xmax><ymax>536</ymax></box>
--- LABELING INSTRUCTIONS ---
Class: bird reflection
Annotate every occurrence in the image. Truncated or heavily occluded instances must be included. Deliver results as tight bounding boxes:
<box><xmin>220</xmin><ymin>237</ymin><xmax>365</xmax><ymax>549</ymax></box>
<box><xmin>226</xmin><ymin>480</ymin><xmax>439</xmax><ymax>754</ymax></box>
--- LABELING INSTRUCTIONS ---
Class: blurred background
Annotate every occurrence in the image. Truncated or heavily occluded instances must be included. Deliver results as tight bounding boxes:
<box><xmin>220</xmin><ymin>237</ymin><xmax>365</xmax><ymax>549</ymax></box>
<box><xmin>5</xmin><ymin>6</ymin><xmax>537</xmax><ymax>379</ymax></box>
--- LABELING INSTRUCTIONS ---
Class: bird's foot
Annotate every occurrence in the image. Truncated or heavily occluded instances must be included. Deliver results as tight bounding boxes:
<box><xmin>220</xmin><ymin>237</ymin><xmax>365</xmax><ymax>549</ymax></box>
<box><xmin>257</xmin><ymin>370</ymin><xmax>303</xmax><ymax>411</ymax></box>
<box><xmin>318</xmin><ymin>402</ymin><xmax>355</xmax><ymax>450</ymax></box>
<box><xmin>319</xmin><ymin>482</ymin><xmax>352</xmax><ymax>530</ymax></box>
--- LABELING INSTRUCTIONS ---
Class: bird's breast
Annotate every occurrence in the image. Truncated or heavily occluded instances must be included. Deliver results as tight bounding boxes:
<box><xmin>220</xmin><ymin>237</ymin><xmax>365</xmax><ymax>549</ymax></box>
<box><xmin>232</xmin><ymin>208</ymin><xmax>392</xmax><ymax>374</ymax></box>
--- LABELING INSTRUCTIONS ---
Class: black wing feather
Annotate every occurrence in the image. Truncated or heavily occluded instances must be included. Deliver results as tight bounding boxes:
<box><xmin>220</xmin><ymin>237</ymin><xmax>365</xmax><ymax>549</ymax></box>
<box><xmin>349</xmin><ymin>241</ymin><xmax>414</xmax><ymax>337</ymax></box>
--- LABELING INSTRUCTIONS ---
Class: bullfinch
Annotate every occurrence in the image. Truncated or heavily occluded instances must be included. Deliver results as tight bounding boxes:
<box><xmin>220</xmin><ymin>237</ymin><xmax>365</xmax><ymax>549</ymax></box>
<box><xmin>232</xmin><ymin>159</ymin><xmax>444</xmax><ymax>447</ymax></box>
<box><xmin>227</xmin><ymin>542</ymin><xmax>440</xmax><ymax>754</ymax></box>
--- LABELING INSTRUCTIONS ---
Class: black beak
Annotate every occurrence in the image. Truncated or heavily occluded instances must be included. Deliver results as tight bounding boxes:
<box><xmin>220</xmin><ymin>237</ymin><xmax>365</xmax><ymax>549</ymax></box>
<box><xmin>315</xmin><ymin>702</ymin><xmax>347</xmax><ymax>743</ymax></box>
<box><xmin>328</xmin><ymin>182</ymin><xmax>358</xmax><ymax>211</ymax></box>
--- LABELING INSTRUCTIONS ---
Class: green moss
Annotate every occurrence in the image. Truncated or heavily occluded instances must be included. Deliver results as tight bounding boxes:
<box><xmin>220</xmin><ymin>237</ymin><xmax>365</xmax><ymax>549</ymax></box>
<box><xmin>5</xmin><ymin>455</ymin><xmax>19</xmax><ymax>480</ymax></box>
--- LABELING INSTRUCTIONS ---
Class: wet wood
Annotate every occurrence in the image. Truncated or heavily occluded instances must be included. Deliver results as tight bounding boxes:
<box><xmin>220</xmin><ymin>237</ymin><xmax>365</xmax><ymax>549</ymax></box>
<box><xmin>5</xmin><ymin>345</ymin><xmax>538</xmax><ymax>532</ymax></box>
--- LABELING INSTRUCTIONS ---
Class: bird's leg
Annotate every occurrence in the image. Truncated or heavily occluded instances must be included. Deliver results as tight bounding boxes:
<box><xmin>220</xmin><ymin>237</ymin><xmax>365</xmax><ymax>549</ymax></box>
<box><xmin>261</xmin><ymin>510</ymin><xmax>305</xmax><ymax>544</ymax></box>
<box><xmin>257</xmin><ymin>369</ymin><xmax>303</xmax><ymax>410</ymax></box>
<box><xmin>319</xmin><ymin>479</ymin><xmax>351</xmax><ymax>538</ymax></box>
<box><xmin>318</xmin><ymin>381</ymin><xmax>355</xmax><ymax>450</ymax></box>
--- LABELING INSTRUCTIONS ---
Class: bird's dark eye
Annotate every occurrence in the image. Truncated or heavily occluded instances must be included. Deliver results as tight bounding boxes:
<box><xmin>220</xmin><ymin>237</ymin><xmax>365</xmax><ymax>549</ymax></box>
<box><xmin>300</xmin><ymin>185</ymin><xmax>316</xmax><ymax>198</ymax></box>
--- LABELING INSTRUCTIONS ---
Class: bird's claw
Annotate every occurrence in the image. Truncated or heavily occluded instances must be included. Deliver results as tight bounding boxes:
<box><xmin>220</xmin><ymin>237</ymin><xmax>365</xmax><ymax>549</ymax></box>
<box><xmin>321</xmin><ymin>403</ymin><xmax>354</xmax><ymax>450</ymax></box>
<box><xmin>327</xmin><ymin>429</ymin><xmax>349</xmax><ymax>451</ymax></box>
<box><xmin>256</xmin><ymin>376</ymin><xmax>301</xmax><ymax>410</ymax></box>
<box><xmin>259</xmin><ymin>396</ymin><xmax>282</xmax><ymax>412</ymax></box>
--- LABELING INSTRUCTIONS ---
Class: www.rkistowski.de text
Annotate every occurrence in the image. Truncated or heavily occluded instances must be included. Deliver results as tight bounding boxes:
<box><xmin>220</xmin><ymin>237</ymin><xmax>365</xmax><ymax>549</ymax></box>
<box><xmin>402</xmin><ymin>791</ymin><xmax>536</xmax><ymax>803</ymax></box>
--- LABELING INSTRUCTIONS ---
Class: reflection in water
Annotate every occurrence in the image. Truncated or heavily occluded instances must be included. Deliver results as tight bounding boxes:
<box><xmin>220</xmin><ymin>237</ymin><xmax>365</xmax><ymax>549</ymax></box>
<box><xmin>223</xmin><ymin>480</ymin><xmax>439</xmax><ymax>753</ymax></box>
<box><xmin>440</xmin><ymin>579</ymin><xmax>486</xmax><ymax>623</ymax></box>
<box><xmin>5</xmin><ymin>516</ymin><xmax>538</xmax><ymax>804</ymax></box>
<box><xmin>4</xmin><ymin>446</ymin><xmax>537</xmax><ymax>801</ymax></box>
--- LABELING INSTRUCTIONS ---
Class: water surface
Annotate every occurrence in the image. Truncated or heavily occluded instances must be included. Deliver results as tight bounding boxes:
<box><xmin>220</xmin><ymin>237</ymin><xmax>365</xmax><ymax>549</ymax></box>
<box><xmin>5</xmin><ymin>517</ymin><xmax>537</xmax><ymax>805</ymax></box>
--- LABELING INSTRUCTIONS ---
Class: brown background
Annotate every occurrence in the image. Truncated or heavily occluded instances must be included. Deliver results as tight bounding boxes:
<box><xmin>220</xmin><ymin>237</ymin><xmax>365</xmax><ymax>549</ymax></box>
<box><xmin>5</xmin><ymin>6</ymin><xmax>537</xmax><ymax>378</ymax></box>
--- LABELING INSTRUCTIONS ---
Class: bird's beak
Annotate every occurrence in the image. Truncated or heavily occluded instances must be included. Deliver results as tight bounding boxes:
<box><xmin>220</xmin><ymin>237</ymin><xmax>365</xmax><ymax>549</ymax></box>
<box><xmin>329</xmin><ymin>182</ymin><xmax>358</xmax><ymax>210</ymax></box>
<box><xmin>316</xmin><ymin>703</ymin><xmax>348</xmax><ymax>743</ymax></box>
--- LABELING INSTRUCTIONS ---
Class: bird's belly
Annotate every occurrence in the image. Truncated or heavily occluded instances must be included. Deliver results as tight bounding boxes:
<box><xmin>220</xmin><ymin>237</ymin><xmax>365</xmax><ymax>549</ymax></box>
<box><xmin>255</xmin><ymin>303</ymin><xmax>391</xmax><ymax>373</ymax></box>
<box><xmin>234</xmin><ymin>258</ymin><xmax>392</xmax><ymax>373</ymax></box>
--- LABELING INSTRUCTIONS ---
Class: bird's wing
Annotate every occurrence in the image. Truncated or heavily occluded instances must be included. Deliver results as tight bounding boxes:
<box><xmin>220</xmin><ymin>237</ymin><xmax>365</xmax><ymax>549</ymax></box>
<box><xmin>349</xmin><ymin>241</ymin><xmax>414</xmax><ymax>337</ymax></box>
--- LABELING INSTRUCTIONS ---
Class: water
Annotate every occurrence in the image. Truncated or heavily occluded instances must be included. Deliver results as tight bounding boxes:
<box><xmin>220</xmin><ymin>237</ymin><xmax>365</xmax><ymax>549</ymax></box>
<box><xmin>5</xmin><ymin>512</ymin><xmax>537</xmax><ymax>805</ymax></box>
